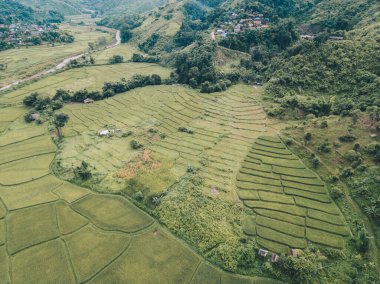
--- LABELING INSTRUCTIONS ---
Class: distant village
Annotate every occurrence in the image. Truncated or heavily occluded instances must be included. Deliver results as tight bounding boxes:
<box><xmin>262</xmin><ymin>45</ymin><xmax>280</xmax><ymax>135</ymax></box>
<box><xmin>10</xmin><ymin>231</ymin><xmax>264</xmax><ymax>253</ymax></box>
<box><xmin>0</xmin><ymin>23</ymin><xmax>55</xmax><ymax>47</ymax></box>
<box><xmin>214</xmin><ymin>10</ymin><xmax>270</xmax><ymax>38</ymax></box>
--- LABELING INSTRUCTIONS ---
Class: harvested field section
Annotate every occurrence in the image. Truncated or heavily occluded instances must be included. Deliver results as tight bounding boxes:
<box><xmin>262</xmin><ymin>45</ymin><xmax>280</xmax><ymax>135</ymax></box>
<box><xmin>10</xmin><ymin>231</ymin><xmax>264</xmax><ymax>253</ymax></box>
<box><xmin>0</xmin><ymin>246</ymin><xmax>10</xmax><ymax>284</ymax></box>
<box><xmin>11</xmin><ymin>239</ymin><xmax>76</xmax><ymax>284</ymax></box>
<box><xmin>64</xmin><ymin>225</ymin><xmax>130</xmax><ymax>282</ymax></box>
<box><xmin>56</xmin><ymin>201</ymin><xmax>88</xmax><ymax>235</ymax></box>
<box><xmin>0</xmin><ymin>153</ymin><xmax>54</xmax><ymax>185</ymax></box>
<box><xmin>0</xmin><ymin>175</ymin><xmax>61</xmax><ymax>210</ymax></box>
<box><xmin>71</xmin><ymin>194</ymin><xmax>154</xmax><ymax>233</ymax></box>
<box><xmin>6</xmin><ymin>203</ymin><xmax>60</xmax><ymax>255</ymax></box>
<box><xmin>237</xmin><ymin>136</ymin><xmax>348</xmax><ymax>252</ymax></box>
<box><xmin>89</xmin><ymin>229</ymin><xmax>201</xmax><ymax>284</ymax></box>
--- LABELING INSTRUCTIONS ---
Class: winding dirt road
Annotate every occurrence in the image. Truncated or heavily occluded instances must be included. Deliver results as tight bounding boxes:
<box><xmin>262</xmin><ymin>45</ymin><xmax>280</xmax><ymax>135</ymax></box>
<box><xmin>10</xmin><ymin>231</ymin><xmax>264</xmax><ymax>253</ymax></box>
<box><xmin>0</xmin><ymin>30</ymin><xmax>121</xmax><ymax>92</ymax></box>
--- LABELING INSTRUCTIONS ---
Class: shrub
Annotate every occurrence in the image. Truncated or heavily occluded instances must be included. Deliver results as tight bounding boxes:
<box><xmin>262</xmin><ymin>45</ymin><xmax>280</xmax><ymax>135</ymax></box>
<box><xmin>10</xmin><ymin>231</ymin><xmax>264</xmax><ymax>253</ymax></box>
<box><xmin>74</xmin><ymin>161</ymin><xmax>92</xmax><ymax>180</ymax></box>
<box><xmin>134</xmin><ymin>191</ymin><xmax>144</xmax><ymax>201</ymax></box>
<box><xmin>364</xmin><ymin>143</ymin><xmax>380</xmax><ymax>163</ymax></box>
<box><xmin>344</xmin><ymin>150</ymin><xmax>362</xmax><ymax>163</ymax></box>
<box><xmin>130</xmin><ymin>140</ymin><xmax>143</xmax><ymax>149</ymax></box>
<box><xmin>33</xmin><ymin>97</ymin><xmax>51</xmax><ymax>111</ymax></box>
<box><xmin>285</xmin><ymin>138</ymin><xmax>293</xmax><ymax>146</ymax></box>
<box><xmin>339</xmin><ymin>134</ymin><xmax>357</xmax><ymax>142</ymax></box>
<box><xmin>318</xmin><ymin>142</ymin><xmax>331</xmax><ymax>153</ymax></box>
<box><xmin>50</xmin><ymin>100</ymin><xmax>63</xmax><ymax>110</ymax></box>
<box><xmin>53</xmin><ymin>89</ymin><xmax>72</xmax><ymax>101</ymax></box>
<box><xmin>23</xmin><ymin>92</ymin><xmax>39</xmax><ymax>106</ymax></box>
<box><xmin>131</xmin><ymin>53</ymin><xmax>159</xmax><ymax>63</ymax></box>
<box><xmin>341</xmin><ymin>167</ymin><xmax>354</xmax><ymax>178</ymax></box>
<box><xmin>353</xmin><ymin>143</ymin><xmax>360</xmax><ymax>152</ymax></box>
<box><xmin>328</xmin><ymin>175</ymin><xmax>339</xmax><ymax>183</ymax></box>
<box><xmin>265</xmin><ymin>105</ymin><xmax>285</xmax><ymax>117</ymax></box>
<box><xmin>178</xmin><ymin>127</ymin><xmax>194</xmax><ymax>134</ymax></box>
<box><xmin>238</xmin><ymin>244</ymin><xmax>256</xmax><ymax>269</ymax></box>
<box><xmin>24</xmin><ymin>112</ymin><xmax>35</xmax><ymax>123</ymax></box>
<box><xmin>356</xmin><ymin>228</ymin><xmax>369</xmax><ymax>253</ymax></box>
<box><xmin>306</xmin><ymin>114</ymin><xmax>315</xmax><ymax>120</ymax></box>
<box><xmin>108</xmin><ymin>54</ymin><xmax>124</xmax><ymax>64</ymax></box>
<box><xmin>320</xmin><ymin>120</ymin><xmax>328</xmax><ymax>128</ymax></box>
<box><xmin>330</xmin><ymin>187</ymin><xmax>343</xmax><ymax>200</ymax></box>
<box><xmin>187</xmin><ymin>166</ymin><xmax>198</xmax><ymax>173</ymax></box>
<box><xmin>304</xmin><ymin>132</ymin><xmax>312</xmax><ymax>142</ymax></box>
<box><xmin>122</xmin><ymin>131</ymin><xmax>133</xmax><ymax>137</ymax></box>
<box><xmin>311</xmin><ymin>157</ymin><xmax>320</xmax><ymax>168</ymax></box>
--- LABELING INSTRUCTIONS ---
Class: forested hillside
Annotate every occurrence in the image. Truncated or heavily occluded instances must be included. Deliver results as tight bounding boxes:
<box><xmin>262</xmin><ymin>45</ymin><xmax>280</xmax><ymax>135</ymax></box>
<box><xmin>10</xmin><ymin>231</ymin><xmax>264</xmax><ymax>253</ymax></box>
<box><xmin>110</xmin><ymin>0</ymin><xmax>379</xmax><ymax>115</ymax></box>
<box><xmin>0</xmin><ymin>0</ymin><xmax>64</xmax><ymax>24</ymax></box>
<box><xmin>18</xmin><ymin>0</ymin><xmax>167</xmax><ymax>15</ymax></box>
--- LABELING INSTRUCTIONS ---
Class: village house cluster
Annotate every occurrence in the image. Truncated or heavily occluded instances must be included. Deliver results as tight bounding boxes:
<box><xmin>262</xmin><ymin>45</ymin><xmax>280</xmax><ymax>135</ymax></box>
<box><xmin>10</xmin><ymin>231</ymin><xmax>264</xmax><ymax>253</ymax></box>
<box><xmin>0</xmin><ymin>23</ymin><xmax>54</xmax><ymax>46</ymax></box>
<box><xmin>214</xmin><ymin>10</ymin><xmax>270</xmax><ymax>38</ymax></box>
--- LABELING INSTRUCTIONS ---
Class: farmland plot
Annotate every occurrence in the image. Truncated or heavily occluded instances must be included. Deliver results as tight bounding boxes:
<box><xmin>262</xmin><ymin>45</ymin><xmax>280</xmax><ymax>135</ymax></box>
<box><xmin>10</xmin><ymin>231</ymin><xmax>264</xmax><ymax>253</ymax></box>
<box><xmin>0</xmin><ymin>24</ymin><xmax>115</xmax><ymax>88</ymax></box>
<box><xmin>57</xmin><ymin>84</ymin><xmax>275</xmax><ymax>200</ymax></box>
<box><xmin>238</xmin><ymin>136</ymin><xmax>349</xmax><ymax>252</ymax></box>
<box><xmin>0</xmin><ymin>86</ymin><xmax>278</xmax><ymax>283</ymax></box>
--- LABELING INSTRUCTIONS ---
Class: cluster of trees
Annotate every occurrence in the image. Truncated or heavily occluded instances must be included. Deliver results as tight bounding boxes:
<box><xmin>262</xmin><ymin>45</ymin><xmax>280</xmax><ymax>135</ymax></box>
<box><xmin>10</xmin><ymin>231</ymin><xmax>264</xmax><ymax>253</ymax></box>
<box><xmin>97</xmin><ymin>14</ymin><xmax>144</xmax><ymax>44</ymax></box>
<box><xmin>40</xmin><ymin>30</ymin><xmax>74</xmax><ymax>43</ymax></box>
<box><xmin>265</xmin><ymin>40</ymin><xmax>379</xmax><ymax>116</ymax></box>
<box><xmin>23</xmin><ymin>92</ymin><xmax>63</xmax><ymax>112</ymax></box>
<box><xmin>108</xmin><ymin>54</ymin><xmax>124</xmax><ymax>64</ymax></box>
<box><xmin>175</xmin><ymin>42</ymin><xmax>216</xmax><ymax>87</ymax></box>
<box><xmin>0</xmin><ymin>0</ymin><xmax>64</xmax><ymax>25</ymax></box>
<box><xmin>0</xmin><ymin>0</ymin><xmax>34</xmax><ymax>24</ymax></box>
<box><xmin>240</xmin><ymin>0</ymin><xmax>313</xmax><ymax>20</ymax></box>
<box><xmin>23</xmin><ymin>92</ymin><xmax>70</xmax><ymax>138</ymax></box>
<box><xmin>68</xmin><ymin>55</ymin><xmax>95</xmax><ymax>68</ymax></box>
<box><xmin>306</xmin><ymin>0</ymin><xmax>378</xmax><ymax>32</ymax></box>
<box><xmin>51</xmin><ymin>74</ymin><xmax>163</xmax><ymax>103</ymax></box>
<box><xmin>138</xmin><ymin>33</ymin><xmax>160</xmax><ymax>53</ymax></box>
<box><xmin>219</xmin><ymin>20</ymin><xmax>298</xmax><ymax>53</ymax></box>
<box><xmin>174</xmin><ymin>41</ymin><xmax>240</xmax><ymax>93</ymax></box>
<box><xmin>131</xmin><ymin>53</ymin><xmax>160</xmax><ymax>63</ymax></box>
<box><xmin>173</xmin><ymin>2</ymin><xmax>210</xmax><ymax>48</ymax></box>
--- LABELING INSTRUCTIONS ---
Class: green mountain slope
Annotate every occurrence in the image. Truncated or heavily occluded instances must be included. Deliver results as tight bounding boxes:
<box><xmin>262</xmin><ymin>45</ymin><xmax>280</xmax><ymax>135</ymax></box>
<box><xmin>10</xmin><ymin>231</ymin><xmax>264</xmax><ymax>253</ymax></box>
<box><xmin>18</xmin><ymin>0</ymin><xmax>167</xmax><ymax>15</ymax></box>
<box><xmin>0</xmin><ymin>0</ymin><xmax>64</xmax><ymax>24</ymax></box>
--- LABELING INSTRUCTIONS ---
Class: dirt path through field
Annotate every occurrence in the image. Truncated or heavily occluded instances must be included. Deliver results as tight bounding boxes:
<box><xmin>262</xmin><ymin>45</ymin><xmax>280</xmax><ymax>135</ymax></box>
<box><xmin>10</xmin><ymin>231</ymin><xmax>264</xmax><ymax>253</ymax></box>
<box><xmin>0</xmin><ymin>30</ymin><xmax>121</xmax><ymax>92</ymax></box>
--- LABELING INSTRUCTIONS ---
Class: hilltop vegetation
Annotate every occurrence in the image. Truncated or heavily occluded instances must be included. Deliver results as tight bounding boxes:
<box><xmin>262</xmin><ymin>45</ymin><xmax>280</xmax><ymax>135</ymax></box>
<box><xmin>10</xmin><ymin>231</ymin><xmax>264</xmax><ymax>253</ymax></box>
<box><xmin>0</xmin><ymin>0</ymin><xmax>64</xmax><ymax>24</ymax></box>
<box><xmin>18</xmin><ymin>0</ymin><xmax>167</xmax><ymax>16</ymax></box>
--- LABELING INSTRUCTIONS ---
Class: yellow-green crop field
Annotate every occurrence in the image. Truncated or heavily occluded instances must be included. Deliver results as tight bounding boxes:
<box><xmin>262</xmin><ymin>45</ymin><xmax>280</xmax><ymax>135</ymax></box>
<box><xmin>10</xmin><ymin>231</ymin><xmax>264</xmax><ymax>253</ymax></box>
<box><xmin>0</xmin><ymin>61</ymin><xmax>171</xmax><ymax>106</ymax></box>
<box><xmin>53</xmin><ymin>82</ymin><xmax>349</xmax><ymax>254</ymax></box>
<box><xmin>0</xmin><ymin>24</ymin><xmax>114</xmax><ymax>88</ymax></box>
<box><xmin>0</xmin><ymin>72</ymin><xmax>281</xmax><ymax>283</ymax></box>
<box><xmin>238</xmin><ymin>136</ymin><xmax>349</xmax><ymax>252</ymax></box>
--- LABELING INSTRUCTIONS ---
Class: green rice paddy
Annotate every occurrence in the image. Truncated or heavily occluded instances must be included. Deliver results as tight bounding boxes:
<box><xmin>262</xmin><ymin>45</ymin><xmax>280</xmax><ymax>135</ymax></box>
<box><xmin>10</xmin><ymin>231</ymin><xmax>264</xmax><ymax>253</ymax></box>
<box><xmin>238</xmin><ymin>136</ymin><xmax>349</xmax><ymax>251</ymax></box>
<box><xmin>0</xmin><ymin>74</ymin><xmax>279</xmax><ymax>283</ymax></box>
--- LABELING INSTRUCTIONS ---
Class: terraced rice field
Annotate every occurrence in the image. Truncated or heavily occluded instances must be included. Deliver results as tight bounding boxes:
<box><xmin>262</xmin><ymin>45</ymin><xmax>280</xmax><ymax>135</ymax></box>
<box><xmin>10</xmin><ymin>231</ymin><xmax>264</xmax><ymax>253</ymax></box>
<box><xmin>238</xmin><ymin>136</ymin><xmax>350</xmax><ymax>253</ymax></box>
<box><xmin>57</xmin><ymin>84</ymin><xmax>277</xmax><ymax>197</ymax></box>
<box><xmin>0</xmin><ymin>83</ymin><xmax>279</xmax><ymax>283</ymax></box>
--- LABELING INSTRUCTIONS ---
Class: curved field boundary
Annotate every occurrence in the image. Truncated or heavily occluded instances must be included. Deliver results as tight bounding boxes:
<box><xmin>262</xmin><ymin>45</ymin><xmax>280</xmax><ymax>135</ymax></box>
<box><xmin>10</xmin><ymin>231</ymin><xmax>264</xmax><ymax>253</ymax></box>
<box><xmin>0</xmin><ymin>84</ymin><xmax>285</xmax><ymax>283</ymax></box>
